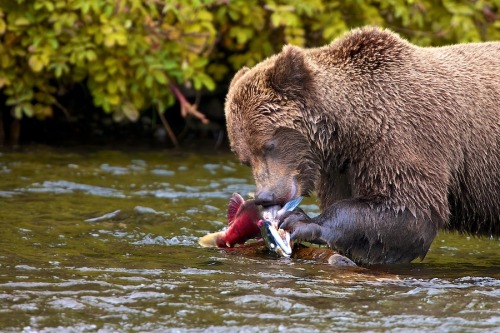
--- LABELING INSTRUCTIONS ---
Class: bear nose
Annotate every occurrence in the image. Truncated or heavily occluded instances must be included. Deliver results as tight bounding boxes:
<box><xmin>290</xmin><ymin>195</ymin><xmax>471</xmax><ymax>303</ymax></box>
<box><xmin>254</xmin><ymin>191</ymin><xmax>276</xmax><ymax>207</ymax></box>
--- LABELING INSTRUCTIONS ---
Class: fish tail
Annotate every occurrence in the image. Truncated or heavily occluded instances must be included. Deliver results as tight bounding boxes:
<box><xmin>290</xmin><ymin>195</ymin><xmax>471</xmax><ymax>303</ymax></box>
<box><xmin>198</xmin><ymin>231</ymin><xmax>225</xmax><ymax>248</ymax></box>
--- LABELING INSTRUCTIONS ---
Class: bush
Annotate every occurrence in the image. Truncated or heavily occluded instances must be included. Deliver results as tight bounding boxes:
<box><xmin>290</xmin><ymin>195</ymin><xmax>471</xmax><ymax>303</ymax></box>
<box><xmin>0</xmin><ymin>0</ymin><xmax>499</xmax><ymax>127</ymax></box>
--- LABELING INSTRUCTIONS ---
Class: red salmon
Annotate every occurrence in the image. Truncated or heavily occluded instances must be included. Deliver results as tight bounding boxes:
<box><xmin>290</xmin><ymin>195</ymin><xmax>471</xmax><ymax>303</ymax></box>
<box><xmin>199</xmin><ymin>193</ymin><xmax>260</xmax><ymax>248</ymax></box>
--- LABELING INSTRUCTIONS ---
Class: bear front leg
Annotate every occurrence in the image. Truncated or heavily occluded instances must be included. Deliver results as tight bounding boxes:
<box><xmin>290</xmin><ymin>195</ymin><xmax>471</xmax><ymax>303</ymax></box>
<box><xmin>280</xmin><ymin>198</ymin><xmax>438</xmax><ymax>265</ymax></box>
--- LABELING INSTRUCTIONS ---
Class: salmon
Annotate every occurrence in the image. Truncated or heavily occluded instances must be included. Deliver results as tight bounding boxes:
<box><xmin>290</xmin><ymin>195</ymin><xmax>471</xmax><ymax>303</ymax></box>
<box><xmin>198</xmin><ymin>193</ymin><xmax>260</xmax><ymax>248</ymax></box>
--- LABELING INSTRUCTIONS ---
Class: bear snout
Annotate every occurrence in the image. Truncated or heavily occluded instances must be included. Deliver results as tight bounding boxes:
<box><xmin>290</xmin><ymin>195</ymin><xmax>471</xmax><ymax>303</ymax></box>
<box><xmin>254</xmin><ymin>190</ymin><xmax>276</xmax><ymax>207</ymax></box>
<box><xmin>255</xmin><ymin>180</ymin><xmax>298</xmax><ymax>207</ymax></box>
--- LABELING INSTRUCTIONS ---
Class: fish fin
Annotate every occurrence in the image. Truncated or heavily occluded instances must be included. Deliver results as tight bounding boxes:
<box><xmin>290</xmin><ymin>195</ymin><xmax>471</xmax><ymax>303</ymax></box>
<box><xmin>227</xmin><ymin>192</ymin><xmax>245</xmax><ymax>226</ymax></box>
<box><xmin>198</xmin><ymin>231</ymin><xmax>224</xmax><ymax>248</ymax></box>
<box><xmin>284</xmin><ymin>196</ymin><xmax>303</xmax><ymax>211</ymax></box>
<box><xmin>277</xmin><ymin>196</ymin><xmax>304</xmax><ymax>217</ymax></box>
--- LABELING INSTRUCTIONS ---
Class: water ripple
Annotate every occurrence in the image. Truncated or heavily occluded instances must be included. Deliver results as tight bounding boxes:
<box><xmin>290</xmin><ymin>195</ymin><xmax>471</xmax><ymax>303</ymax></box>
<box><xmin>131</xmin><ymin>234</ymin><xmax>198</xmax><ymax>246</ymax></box>
<box><xmin>23</xmin><ymin>180</ymin><xmax>126</xmax><ymax>198</ymax></box>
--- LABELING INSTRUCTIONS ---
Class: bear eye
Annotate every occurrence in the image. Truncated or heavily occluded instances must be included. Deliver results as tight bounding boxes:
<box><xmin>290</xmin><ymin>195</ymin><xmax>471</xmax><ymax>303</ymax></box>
<box><xmin>263</xmin><ymin>143</ymin><xmax>275</xmax><ymax>153</ymax></box>
<box><xmin>240</xmin><ymin>159</ymin><xmax>251</xmax><ymax>167</ymax></box>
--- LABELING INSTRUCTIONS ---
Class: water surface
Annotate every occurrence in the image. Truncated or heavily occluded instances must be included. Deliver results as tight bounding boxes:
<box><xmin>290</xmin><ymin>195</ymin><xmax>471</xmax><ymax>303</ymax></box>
<box><xmin>0</xmin><ymin>146</ymin><xmax>498</xmax><ymax>332</ymax></box>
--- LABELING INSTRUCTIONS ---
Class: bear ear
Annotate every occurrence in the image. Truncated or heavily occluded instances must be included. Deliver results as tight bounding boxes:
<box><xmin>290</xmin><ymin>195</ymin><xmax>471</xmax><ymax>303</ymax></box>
<box><xmin>229</xmin><ymin>66</ymin><xmax>250</xmax><ymax>90</ymax></box>
<box><xmin>267</xmin><ymin>45</ymin><xmax>311</xmax><ymax>96</ymax></box>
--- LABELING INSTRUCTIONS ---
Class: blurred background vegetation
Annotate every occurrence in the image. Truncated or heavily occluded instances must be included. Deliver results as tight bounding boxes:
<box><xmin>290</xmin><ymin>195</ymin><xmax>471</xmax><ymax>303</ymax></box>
<box><xmin>0</xmin><ymin>0</ymin><xmax>499</xmax><ymax>147</ymax></box>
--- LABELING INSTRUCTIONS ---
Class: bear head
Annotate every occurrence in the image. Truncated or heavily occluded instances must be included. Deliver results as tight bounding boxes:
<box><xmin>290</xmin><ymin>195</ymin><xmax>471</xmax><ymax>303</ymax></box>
<box><xmin>224</xmin><ymin>45</ymin><xmax>321</xmax><ymax>206</ymax></box>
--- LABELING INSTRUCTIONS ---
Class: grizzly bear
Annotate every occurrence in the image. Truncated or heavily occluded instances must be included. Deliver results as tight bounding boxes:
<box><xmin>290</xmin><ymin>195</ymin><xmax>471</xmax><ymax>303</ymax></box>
<box><xmin>224</xmin><ymin>26</ymin><xmax>500</xmax><ymax>265</ymax></box>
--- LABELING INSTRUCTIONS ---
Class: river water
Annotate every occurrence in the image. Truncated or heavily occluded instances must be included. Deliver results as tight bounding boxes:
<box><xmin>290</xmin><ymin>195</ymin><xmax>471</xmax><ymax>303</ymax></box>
<box><xmin>0</xmin><ymin>146</ymin><xmax>498</xmax><ymax>332</ymax></box>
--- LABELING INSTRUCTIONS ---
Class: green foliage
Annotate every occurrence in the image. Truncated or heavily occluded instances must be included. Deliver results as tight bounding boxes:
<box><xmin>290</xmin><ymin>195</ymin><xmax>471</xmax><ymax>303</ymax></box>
<box><xmin>0</xmin><ymin>0</ymin><xmax>499</xmax><ymax>121</ymax></box>
<box><xmin>0</xmin><ymin>0</ymin><xmax>217</xmax><ymax>120</ymax></box>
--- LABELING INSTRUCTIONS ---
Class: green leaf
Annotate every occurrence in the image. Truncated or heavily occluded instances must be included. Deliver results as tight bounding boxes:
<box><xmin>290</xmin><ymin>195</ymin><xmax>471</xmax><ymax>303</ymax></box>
<box><xmin>14</xmin><ymin>103</ymin><xmax>34</xmax><ymax>118</ymax></box>
<box><xmin>107</xmin><ymin>80</ymin><xmax>117</xmax><ymax>94</ymax></box>
<box><xmin>115</xmin><ymin>33</ymin><xmax>127</xmax><ymax>46</ymax></box>
<box><xmin>271</xmin><ymin>13</ymin><xmax>281</xmax><ymax>27</ymax></box>
<box><xmin>54</xmin><ymin>64</ymin><xmax>62</xmax><ymax>77</ymax></box>
<box><xmin>163</xmin><ymin>59</ymin><xmax>178</xmax><ymax>70</ymax></box>
<box><xmin>0</xmin><ymin>19</ymin><xmax>6</xmax><ymax>35</ymax></box>
<box><xmin>13</xmin><ymin>105</ymin><xmax>23</xmax><ymax>119</ymax></box>
<box><xmin>191</xmin><ymin>57</ymin><xmax>209</xmax><ymax>69</ymax></box>
<box><xmin>85</xmin><ymin>50</ymin><xmax>97</xmax><ymax>61</ymax></box>
<box><xmin>131</xmin><ymin>91</ymin><xmax>145</xmax><ymax>110</ymax></box>
<box><xmin>104</xmin><ymin>34</ymin><xmax>116</xmax><ymax>47</ymax></box>
<box><xmin>44</xmin><ymin>2</ymin><xmax>54</xmax><ymax>12</ymax></box>
<box><xmin>94</xmin><ymin>72</ymin><xmax>107</xmax><ymax>82</ymax></box>
<box><xmin>22</xmin><ymin>103</ymin><xmax>34</xmax><ymax>117</ymax></box>
<box><xmin>153</xmin><ymin>70</ymin><xmax>168</xmax><ymax>84</ymax></box>
<box><xmin>81</xmin><ymin>2</ymin><xmax>90</xmax><ymax>14</ymax></box>
<box><xmin>136</xmin><ymin>66</ymin><xmax>146</xmax><ymax>80</ymax></box>
<box><xmin>122</xmin><ymin>102</ymin><xmax>139</xmax><ymax>122</ymax></box>
<box><xmin>14</xmin><ymin>17</ymin><xmax>30</xmax><ymax>26</ymax></box>
<box><xmin>107</xmin><ymin>94</ymin><xmax>120</xmax><ymax>106</ymax></box>
<box><xmin>443</xmin><ymin>0</ymin><xmax>475</xmax><ymax>15</ymax></box>
<box><xmin>145</xmin><ymin>74</ymin><xmax>153</xmax><ymax>88</ymax></box>
<box><xmin>193</xmin><ymin>72</ymin><xmax>215</xmax><ymax>91</ymax></box>
<box><xmin>227</xmin><ymin>7</ymin><xmax>239</xmax><ymax>21</ymax></box>
<box><xmin>28</xmin><ymin>55</ymin><xmax>44</xmax><ymax>72</ymax></box>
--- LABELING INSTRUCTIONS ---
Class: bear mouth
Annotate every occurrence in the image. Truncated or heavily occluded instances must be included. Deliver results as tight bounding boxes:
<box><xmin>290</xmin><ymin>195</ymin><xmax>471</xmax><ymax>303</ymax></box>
<box><xmin>254</xmin><ymin>180</ymin><xmax>299</xmax><ymax>208</ymax></box>
<box><xmin>254</xmin><ymin>199</ymin><xmax>282</xmax><ymax>209</ymax></box>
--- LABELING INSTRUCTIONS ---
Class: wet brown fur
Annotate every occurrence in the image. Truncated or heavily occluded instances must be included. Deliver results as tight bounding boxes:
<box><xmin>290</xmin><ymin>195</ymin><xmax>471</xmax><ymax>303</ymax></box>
<box><xmin>225</xmin><ymin>27</ymin><xmax>500</xmax><ymax>264</ymax></box>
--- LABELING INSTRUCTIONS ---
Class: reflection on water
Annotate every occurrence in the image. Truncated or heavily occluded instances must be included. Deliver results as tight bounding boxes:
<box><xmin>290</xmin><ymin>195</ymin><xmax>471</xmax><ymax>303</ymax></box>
<box><xmin>0</xmin><ymin>147</ymin><xmax>498</xmax><ymax>332</ymax></box>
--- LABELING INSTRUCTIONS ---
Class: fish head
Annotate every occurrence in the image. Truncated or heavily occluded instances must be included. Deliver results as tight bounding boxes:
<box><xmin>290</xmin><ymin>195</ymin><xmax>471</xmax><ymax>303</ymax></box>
<box><xmin>259</xmin><ymin>220</ymin><xmax>292</xmax><ymax>258</ymax></box>
<box><xmin>258</xmin><ymin>197</ymin><xmax>302</xmax><ymax>257</ymax></box>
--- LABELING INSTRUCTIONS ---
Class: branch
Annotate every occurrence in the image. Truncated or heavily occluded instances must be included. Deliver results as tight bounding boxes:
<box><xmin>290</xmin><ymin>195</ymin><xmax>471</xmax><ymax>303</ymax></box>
<box><xmin>169</xmin><ymin>83</ymin><xmax>209</xmax><ymax>124</ymax></box>
<box><xmin>53</xmin><ymin>99</ymin><xmax>71</xmax><ymax>120</ymax></box>
<box><xmin>158</xmin><ymin>108</ymin><xmax>179</xmax><ymax>147</ymax></box>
